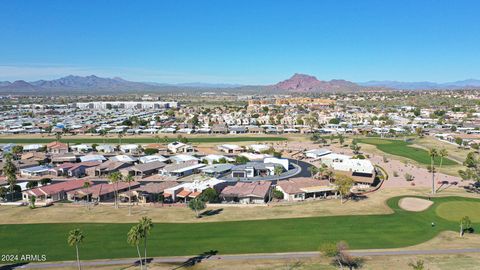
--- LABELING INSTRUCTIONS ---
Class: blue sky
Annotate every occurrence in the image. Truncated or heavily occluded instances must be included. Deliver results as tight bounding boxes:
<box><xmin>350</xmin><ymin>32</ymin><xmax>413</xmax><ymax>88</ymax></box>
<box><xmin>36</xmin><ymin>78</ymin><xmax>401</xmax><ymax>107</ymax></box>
<box><xmin>1</xmin><ymin>0</ymin><xmax>479</xmax><ymax>84</ymax></box>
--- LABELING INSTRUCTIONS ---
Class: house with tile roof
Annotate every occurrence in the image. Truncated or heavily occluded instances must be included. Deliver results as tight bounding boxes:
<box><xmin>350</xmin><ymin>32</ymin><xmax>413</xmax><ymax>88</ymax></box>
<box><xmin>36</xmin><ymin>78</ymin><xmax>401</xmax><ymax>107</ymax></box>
<box><xmin>22</xmin><ymin>179</ymin><xmax>91</xmax><ymax>202</ymax></box>
<box><xmin>220</xmin><ymin>181</ymin><xmax>272</xmax><ymax>204</ymax></box>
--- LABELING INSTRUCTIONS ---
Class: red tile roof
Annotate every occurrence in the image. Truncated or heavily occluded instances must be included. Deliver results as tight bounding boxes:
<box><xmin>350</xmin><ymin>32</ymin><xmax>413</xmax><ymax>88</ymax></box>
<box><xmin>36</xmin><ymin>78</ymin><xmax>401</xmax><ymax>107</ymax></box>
<box><xmin>176</xmin><ymin>189</ymin><xmax>191</xmax><ymax>198</ymax></box>
<box><xmin>221</xmin><ymin>181</ymin><xmax>271</xmax><ymax>198</ymax></box>
<box><xmin>47</xmin><ymin>141</ymin><xmax>68</xmax><ymax>149</ymax></box>
<box><xmin>26</xmin><ymin>179</ymin><xmax>90</xmax><ymax>197</ymax></box>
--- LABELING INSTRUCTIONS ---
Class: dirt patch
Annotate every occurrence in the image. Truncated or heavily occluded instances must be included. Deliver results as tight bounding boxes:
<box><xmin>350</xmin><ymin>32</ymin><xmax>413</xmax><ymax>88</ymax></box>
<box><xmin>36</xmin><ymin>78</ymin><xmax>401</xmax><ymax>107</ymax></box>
<box><xmin>399</xmin><ymin>197</ymin><xmax>433</xmax><ymax>212</ymax></box>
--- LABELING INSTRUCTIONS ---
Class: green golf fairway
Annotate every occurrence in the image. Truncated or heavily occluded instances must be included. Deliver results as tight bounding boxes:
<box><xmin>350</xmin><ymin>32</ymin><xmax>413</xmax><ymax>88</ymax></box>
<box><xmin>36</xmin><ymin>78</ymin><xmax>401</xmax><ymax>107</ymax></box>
<box><xmin>436</xmin><ymin>201</ymin><xmax>480</xmax><ymax>222</ymax></box>
<box><xmin>0</xmin><ymin>196</ymin><xmax>477</xmax><ymax>262</ymax></box>
<box><xmin>357</xmin><ymin>138</ymin><xmax>457</xmax><ymax>166</ymax></box>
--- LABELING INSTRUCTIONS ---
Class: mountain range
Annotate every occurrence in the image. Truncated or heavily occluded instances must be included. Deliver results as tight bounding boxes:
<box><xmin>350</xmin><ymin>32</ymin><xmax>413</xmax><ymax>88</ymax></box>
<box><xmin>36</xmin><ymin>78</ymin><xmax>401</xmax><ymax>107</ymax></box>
<box><xmin>358</xmin><ymin>79</ymin><xmax>480</xmax><ymax>90</ymax></box>
<box><xmin>271</xmin><ymin>73</ymin><xmax>360</xmax><ymax>92</ymax></box>
<box><xmin>1</xmin><ymin>74</ymin><xmax>479</xmax><ymax>95</ymax></box>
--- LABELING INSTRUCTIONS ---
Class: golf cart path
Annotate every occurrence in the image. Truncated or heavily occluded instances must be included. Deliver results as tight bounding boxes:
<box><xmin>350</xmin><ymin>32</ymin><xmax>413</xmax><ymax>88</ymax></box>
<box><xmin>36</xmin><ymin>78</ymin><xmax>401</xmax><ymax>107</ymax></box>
<box><xmin>11</xmin><ymin>248</ymin><xmax>480</xmax><ymax>269</ymax></box>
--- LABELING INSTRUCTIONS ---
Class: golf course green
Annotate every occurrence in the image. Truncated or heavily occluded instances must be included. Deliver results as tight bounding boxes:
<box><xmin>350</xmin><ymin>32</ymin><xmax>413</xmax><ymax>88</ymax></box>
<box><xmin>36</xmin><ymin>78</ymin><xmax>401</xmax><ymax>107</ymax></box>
<box><xmin>0</xmin><ymin>196</ymin><xmax>477</xmax><ymax>262</ymax></box>
<box><xmin>436</xmin><ymin>201</ymin><xmax>480</xmax><ymax>222</ymax></box>
<box><xmin>0</xmin><ymin>136</ymin><xmax>287</xmax><ymax>144</ymax></box>
<box><xmin>357</xmin><ymin>138</ymin><xmax>457</xmax><ymax>166</ymax></box>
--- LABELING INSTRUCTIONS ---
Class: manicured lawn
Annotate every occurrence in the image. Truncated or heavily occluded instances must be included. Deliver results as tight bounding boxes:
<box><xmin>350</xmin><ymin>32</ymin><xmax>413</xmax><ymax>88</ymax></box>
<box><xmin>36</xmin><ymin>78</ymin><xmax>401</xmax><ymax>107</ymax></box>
<box><xmin>0</xmin><ymin>136</ymin><xmax>287</xmax><ymax>144</ymax></box>
<box><xmin>357</xmin><ymin>138</ymin><xmax>457</xmax><ymax>166</ymax></box>
<box><xmin>0</xmin><ymin>196</ymin><xmax>477</xmax><ymax>262</ymax></box>
<box><xmin>436</xmin><ymin>201</ymin><xmax>480</xmax><ymax>222</ymax></box>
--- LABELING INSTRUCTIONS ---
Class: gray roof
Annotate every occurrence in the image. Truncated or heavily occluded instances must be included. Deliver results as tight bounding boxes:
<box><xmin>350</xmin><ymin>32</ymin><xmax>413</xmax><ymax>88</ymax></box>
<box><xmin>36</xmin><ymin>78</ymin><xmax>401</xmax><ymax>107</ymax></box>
<box><xmin>200</xmin><ymin>164</ymin><xmax>234</xmax><ymax>174</ymax></box>
<box><xmin>231</xmin><ymin>162</ymin><xmax>277</xmax><ymax>171</ymax></box>
<box><xmin>132</xmin><ymin>161</ymin><xmax>166</xmax><ymax>172</ymax></box>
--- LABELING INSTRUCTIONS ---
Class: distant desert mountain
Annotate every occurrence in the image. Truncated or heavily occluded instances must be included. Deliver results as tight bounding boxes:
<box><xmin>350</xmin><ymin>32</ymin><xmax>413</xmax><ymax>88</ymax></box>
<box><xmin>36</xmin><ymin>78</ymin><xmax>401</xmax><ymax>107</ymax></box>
<box><xmin>0</xmin><ymin>75</ymin><xmax>249</xmax><ymax>95</ymax></box>
<box><xmin>1</xmin><ymin>74</ymin><xmax>479</xmax><ymax>95</ymax></box>
<box><xmin>0</xmin><ymin>81</ymin><xmax>11</xmax><ymax>87</ymax></box>
<box><xmin>0</xmin><ymin>80</ymin><xmax>38</xmax><ymax>92</ymax></box>
<box><xmin>359</xmin><ymin>79</ymin><xmax>480</xmax><ymax>90</ymax></box>
<box><xmin>30</xmin><ymin>75</ymin><xmax>150</xmax><ymax>90</ymax></box>
<box><xmin>272</xmin><ymin>73</ymin><xmax>360</xmax><ymax>92</ymax></box>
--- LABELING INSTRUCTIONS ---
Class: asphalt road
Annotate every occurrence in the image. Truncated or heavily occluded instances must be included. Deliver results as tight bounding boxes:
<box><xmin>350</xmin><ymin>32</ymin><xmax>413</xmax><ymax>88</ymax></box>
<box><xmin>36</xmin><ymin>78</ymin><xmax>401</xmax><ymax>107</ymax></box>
<box><xmin>7</xmin><ymin>248</ymin><xmax>480</xmax><ymax>269</ymax></box>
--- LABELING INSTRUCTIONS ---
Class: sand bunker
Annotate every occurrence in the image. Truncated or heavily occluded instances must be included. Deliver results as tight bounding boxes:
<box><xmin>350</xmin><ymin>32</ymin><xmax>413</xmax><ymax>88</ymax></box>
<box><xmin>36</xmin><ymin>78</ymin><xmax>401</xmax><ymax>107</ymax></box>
<box><xmin>399</xmin><ymin>197</ymin><xmax>433</xmax><ymax>212</ymax></box>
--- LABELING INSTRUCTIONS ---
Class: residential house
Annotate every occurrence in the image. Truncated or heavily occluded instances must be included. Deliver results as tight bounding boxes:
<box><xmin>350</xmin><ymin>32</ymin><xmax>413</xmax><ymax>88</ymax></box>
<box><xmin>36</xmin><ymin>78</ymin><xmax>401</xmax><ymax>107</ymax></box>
<box><xmin>121</xmin><ymin>161</ymin><xmax>166</xmax><ymax>177</ymax></box>
<box><xmin>217</xmin><ymin>144</ymin><xmax>244</xmax><ymax>154</ymax></box>
<box><xmin>304</xmin><ymin>149</ymin><xmax>332</xmax><ymax>159</ymax></box>
<box><xmin>67</xmin><ymin>181</ymin><xmax>140</xmax><ymax>202</ymax></box>
<box><xmin>109</xmin><ymin>155</ymin><xmax>138</xmax><ymax>163</ymax></box>
<box><xmin>96</xmin><ymin>144</ymin><xmax>115</xmax><ymax>153</ymax></box>
<box><xmin>130</xmin><ymin>182</ymin><xmax>179</xmax><ymax>203</ymax></box>
<box><xmin>51</xmin><ymin>153</ymin><xmax>77</xmax><ymax>164</ymax></box>
<box><xmin>220</xmin><ymin>181</ymin><xmax>272</xmax><ymax>204</ymax></box>
<box><xmin>21</xmin><ymin>152</ymin><xmax>48</xmax><ymax>164</ymax></box>
<box><xmin>46</xmin><ymin>141</ymin><xmax>69</xmax><ymax>154</ymax></box>
<box><xmin>201</xmin><ymin>154</ymin><xmax>233</xmax><ymax>164</ymax></box>
<box><xmin>200</xmin><ymin>164</ymin><xmax>234</xmax><ymax>177</ymax></box>
<box><xmin>330</xmin><ymin>159</ymin><xmax>376</xmax><ymax>186</ymax></box>
<box><xmin>139</xmin><ymin>154</ymin><xmax>169</xmax><ymax>164</ymax></box>
<box><xmin>20</xmin><ymin>165</ymin><xmax>52</xmax><ymax>177</ymax></box>
<box><xmin>211</xmin><ymin>124</ymin><xmax>228</xmax><ymax>134</ymax></box>
<box><xmin>159</xmin><ymin>161</ymin><xmax>206</xmax><ymax>178</ymax></box>
<box><xmin>164</xmin><ymin>178</ymin><xmax>227</xmax><ymax>202</ymax></box>
<box><xmin>276</xmin><ymin>178</ymin><xmax>337</xmax><ymax>201</ymax></box>
<box><xmin>170</xmin><ymin>154</ymin><xmax>199</xmax><ymax>164</ymax></box>
<box><xmin>22</xmin><ymin>179</ymin><xmax>91</xmax><ymax>202</ymax></box>
<box><xmin>79</xmin><ymin>154</ymin><xmax>106</xmax><ymax>163</ymax></box>
<box><xmin>167</xmin><ymin>141</ymin><xmax>194</xmax><ymax>153</ymax></box>
<box><xmin>86</xmin><ymin>160</ymin><xmax>132</xmax><ymax>176</ymax></box>
<box><xmin>119</xmin><ymin>144</ymin><xmax>141</xmax><ymax>154</ymax></box>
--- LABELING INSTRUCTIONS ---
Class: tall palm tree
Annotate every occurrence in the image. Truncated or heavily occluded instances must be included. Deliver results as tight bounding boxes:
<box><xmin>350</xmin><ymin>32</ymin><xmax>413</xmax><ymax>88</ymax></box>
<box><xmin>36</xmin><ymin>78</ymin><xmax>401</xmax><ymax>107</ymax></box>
<box><xmin>124</xmin><ymin>174</ymin><xmax>135</xmax><ymax>215</ymax></box>
<box><xmin>3</xmin><ymin>153</ymin><xmax>17</xmax><ymax>202</ymax></box>
<box><xmin>108</xmin><ymin>172</ymin><xmax>123</xmax><ymax>208</ymax></box>
<box><xmin>439</xmin><ymin>148</ymin><xmax>448</xmax><ymax>169</ymax></box>
<box><xmin>67</xmin><ymin>228</ymin><xmax>85</xmax><ymax>270</ymax></box>
<box><xmin>56</xmin><ymin>132</ymin><xmax>62</xmax><ymax>142</ymax></box>
<box><xmin>139</xmin><ymin>217</ymin><xmax>153</xmax><ymax>269</ymax></box>
<box><xmin>118</xmin><ymin>132</ymin><xmax>123</xmax><ymax>145</ymax></box>
<box><xmin>127</xmin><ymin>224</ymin><xmax>144</xmax><ymax>270</ymax></box>
<box><xmin>99</xmin><ymin>130</ymin><xmax>107</xmax><ymax>144</ymax></box>
<box><xmin>429</xmin><ymin>148</ymin><xmax>438</xmax><ymax>194</ymax></box>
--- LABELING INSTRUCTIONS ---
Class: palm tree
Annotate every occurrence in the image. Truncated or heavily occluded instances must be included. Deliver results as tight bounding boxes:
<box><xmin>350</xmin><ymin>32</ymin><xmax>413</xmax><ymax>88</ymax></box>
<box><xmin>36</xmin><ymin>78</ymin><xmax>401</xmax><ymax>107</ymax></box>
<box><xmin>99</xmin><ymin>130</ymin><xmax>107</xmax><ymax>144</ymax></box>
<box><xmin>118</xmin><ymin>132</ymin><xmax>123</xmax><ymax>145</ymax></box>
<box><xmin>429</xmin><ymin>148</ymin><xmax>438</xmax><ymax>194</ymax></box>
<box><xmin>163</xmin><ymin>136</ymin><xmax>169</xmax><ymax>145</ymax></box>
<box><xmin>127</xmin><ymin>224</ymin><xmax>144</xmax><ymax>270</ymax></box>
<box><xmin>3</xmin><ymin>153</ymin><xmax>17</xmax><ymax>202</ymax></box>
<box><xmin>67</xmin><ymin>228</ymin><xmax>85</xmax><ymax>270</ymax></box>
<box><xmin>108</xmin><ymin>172</ymin><xmax>123</xmax><ymax>208</ymax></box>
<box><xmin>56</xmin><ymin>132</ymin><xmax>62</xmax><ymax>142</ymax></box>
<box><xmin>307</xmin><ymin>166</ymin><xmax>318</xmax><ymax>177</ymax></box>
<box><xmin>273</xmin><ymin>166</ymin><xmax>283</xmax><ymax>176</ymax></box>
<box><xmin>439</xmin><ymin>148</ymin><xmax>448</xmax><ymax>169</ymax></box>
<box><xmin>325</xmin><ymin>169</ymin><xmax>334</xmax><ymax>182</ymax></box>
<box><xmin>124</xmin><ymin>174</ymin><xmax>135</xmax><ymax>215</ymax></box>
<box><xmin>139</xmin><ymin>217</ymin><xmax>153</xmax><ymax>269</ymax></box>
<box><xmin>317</xmin><ymin>165</ymin><xmax>326</xmax><ymax>179</ymax></box>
